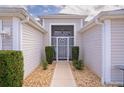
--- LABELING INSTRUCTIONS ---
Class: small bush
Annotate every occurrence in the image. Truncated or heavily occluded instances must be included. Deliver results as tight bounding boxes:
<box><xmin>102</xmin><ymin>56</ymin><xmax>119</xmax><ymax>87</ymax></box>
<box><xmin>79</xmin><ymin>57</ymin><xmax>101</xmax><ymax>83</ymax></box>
<box><xmin>72</xmin><ymin>46</ymin><xmax>79</xmax><ymax>61</ymax></box>
<box><xmin>42</xmin><ymin>60</ymin><xmax>48</xmax><ymax>70</ymax></box>
<box><xmin>0</xmin><ymin>50</ymin><xmax>24</xmax><ymax>87</ymax></box>
<box><xmin>72</xmin><ymin>60</ymin><xmax>77</xmax><ymax>66</ymax></box>
<box><xmin>45</xmin><ymin>46</ymin><xmax>54</xmax><ymax>64</ymax></box>
<box><xmin>73</xmin><ymin>60</ymin><xmax>84</xmax><ymax>70</ymax></box>
<box><xmin>75</xmin><ymin>60</ymin><xmax>82</xmax><ymax>70</ymax></box>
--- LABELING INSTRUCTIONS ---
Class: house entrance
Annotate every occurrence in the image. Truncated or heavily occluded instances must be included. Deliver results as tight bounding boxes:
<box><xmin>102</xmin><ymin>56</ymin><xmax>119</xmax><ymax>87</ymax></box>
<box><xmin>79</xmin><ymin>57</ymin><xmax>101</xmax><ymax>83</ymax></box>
<box><xmin>51</xmin><ymin>25</ymin><xmax>74</xmax><ymax>61</ymax></box>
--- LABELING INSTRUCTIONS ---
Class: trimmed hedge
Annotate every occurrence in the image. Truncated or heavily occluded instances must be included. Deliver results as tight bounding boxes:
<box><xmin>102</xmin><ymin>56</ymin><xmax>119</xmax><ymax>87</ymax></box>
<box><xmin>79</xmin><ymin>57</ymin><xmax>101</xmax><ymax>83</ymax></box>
<box><xmin>45</xmin><ymin>46</ymin><xmax>54</xmax><ymax>64</ymax></box>
<box><xmin>0</xmin><ymin>50</ymin><xmax>24</xmax><ymax>87</ymax></box>
<box><xmin>72</xmin><ymin>46</ymin><xmax>79</xmax><ymax>61</ymax></box>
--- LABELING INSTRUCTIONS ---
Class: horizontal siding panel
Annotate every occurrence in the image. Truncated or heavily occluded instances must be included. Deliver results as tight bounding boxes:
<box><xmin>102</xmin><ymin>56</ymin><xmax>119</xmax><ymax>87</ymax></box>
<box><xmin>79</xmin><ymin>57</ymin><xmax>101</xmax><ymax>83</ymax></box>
<box><xmin>112</xmin><ymin>48</ymin><xmax>124</xmax><ymax>51</ymax></box>
<box><xmin>111</xmin><ymin>19</ymin><xmax>124</xmax><ymax>83</ymax></box>
<box><xmin>81</xmin><ymin>25</ymin><xmax>102</xmax><ymax>78</ymax></box>
<box><xmin>22</xmin><ymin>24</ymin><xmax>44</xmax><ymax>78</ymax></box>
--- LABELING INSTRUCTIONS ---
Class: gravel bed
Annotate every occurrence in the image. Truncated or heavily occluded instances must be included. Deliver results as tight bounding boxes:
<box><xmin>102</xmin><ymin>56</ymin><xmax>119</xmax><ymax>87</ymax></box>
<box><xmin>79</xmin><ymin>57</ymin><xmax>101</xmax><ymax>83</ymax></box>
<box><xmin>23</xmin><ymin>62</ymin><xmax>56</xmax><ymax>87</ymax></box>
<box><xmin>70</xmin><ymin>63</ymin><xmax>102</xmax><ymax>87</ymax></box>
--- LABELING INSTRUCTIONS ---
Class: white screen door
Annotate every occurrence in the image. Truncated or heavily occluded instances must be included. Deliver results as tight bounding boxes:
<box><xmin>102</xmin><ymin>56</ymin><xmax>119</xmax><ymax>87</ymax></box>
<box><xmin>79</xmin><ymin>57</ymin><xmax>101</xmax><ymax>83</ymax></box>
<box><xmin>51</xmin><ymin>25</ymin><xmax>74</xmax><ymax>61</ymax></box>
<box><xmin>52</xmin><ymin>37</ymin><xmax>74</xmax><ymax>61</ymax></box>
<box><xmin>57</xmin><ymin>37</ymin><xmax>69</xmax><ymax>60</ymax></box>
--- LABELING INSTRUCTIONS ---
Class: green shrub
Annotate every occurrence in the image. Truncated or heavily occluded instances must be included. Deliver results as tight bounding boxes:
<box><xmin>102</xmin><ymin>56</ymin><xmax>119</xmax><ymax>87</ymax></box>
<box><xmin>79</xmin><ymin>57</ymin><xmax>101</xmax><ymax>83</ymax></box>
<box><xmin>75</xmin><ymin>60</ymin><xmax>82</xmax><ymax>70</ymax></box>
<box><xmin>0</xmin><ymin>50</ymin><xmax>24</xmax><ymax>87</ymax></box>
<box><xmin>72</xmin><ymin>46</ymin><xmax>79</xmax><ymax>61</ymax></box>
<box><xmin>73</xmin><ymin>60</ymin><xmax>84</xmax><ymax>70</ymax></box>
<box><xmin>42</xmin><ymin>60</ymin><xmax>48</xmax><ymax>70</ymax></box>
<box><xmin>45</xmin><ymin>46</ymin><xmax>54</xmax><ymax>64</ymax></box>
<box><xmin>72</xmin><ymin>60</ymin><xmax>77</xmax><ymax>66</ymax></box>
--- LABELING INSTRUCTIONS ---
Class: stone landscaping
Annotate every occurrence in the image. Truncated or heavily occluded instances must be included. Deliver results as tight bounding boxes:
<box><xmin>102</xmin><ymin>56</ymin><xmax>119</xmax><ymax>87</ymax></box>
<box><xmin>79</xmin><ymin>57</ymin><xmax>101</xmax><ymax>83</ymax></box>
<box><xmin>70</xmin><ymin>63</ymin><xmax>102</xmax><ymax>87</ymax></box>
<box><xmin>23</xmin><ymin>61</ymin><xmax>117</xmax><ymax>87</ymax></box>
<box><xmin>23</xmin><ymin>62</ymin><xmax>56</xmax><ymax>87</ymax></box>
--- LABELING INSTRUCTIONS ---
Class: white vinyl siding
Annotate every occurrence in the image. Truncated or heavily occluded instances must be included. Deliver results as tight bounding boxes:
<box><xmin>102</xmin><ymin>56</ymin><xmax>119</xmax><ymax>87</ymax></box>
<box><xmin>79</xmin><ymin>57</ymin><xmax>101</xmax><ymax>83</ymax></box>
<box><xmin>111</xmin><ymin>19</ymin><xmax>124</xmax><ymax>83</ymax></box>
<box><xmin>0</xmin><ymin>18</ymin><xmax>13</xmax><ymax>50</ymax></box>
<box><xmin>81</xmin><ymin>25</ymin><xmax>102</xmax><ymax>77</ymax></box>
<box><xmin>22</xmin><ymin>24</ymin><xmax>44</xmax><ymax>78</ymax></box>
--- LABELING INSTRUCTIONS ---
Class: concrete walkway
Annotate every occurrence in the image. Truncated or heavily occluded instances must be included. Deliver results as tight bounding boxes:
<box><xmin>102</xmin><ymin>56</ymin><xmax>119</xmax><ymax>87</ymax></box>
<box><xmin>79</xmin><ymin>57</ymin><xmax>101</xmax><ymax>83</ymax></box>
<box><xmin>51</xmin><ymin>61</ymin><xmax>77</xmax><ymax>87</ymax></box>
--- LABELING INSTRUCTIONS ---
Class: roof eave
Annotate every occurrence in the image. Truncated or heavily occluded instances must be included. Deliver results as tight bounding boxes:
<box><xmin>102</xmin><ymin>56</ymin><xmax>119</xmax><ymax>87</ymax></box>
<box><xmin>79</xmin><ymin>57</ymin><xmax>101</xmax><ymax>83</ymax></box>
<box><xmin>78</xmin><ymin>20</ymin><xmax>96</xmax><ymax>33</ymax></box>
<box><xmin>40</xmin><ymin>15</ymin><xmax>87</xmax><ymax>19</ymax></box>
<box><xmin>0</xmin><ymin>7</ymin><xmax>47</xmax><ymax>33</ymax></box>
<box><xmin>79</xmin><ymin>10</ymin><xmax>124</xmax><ymax>33</ymax></box>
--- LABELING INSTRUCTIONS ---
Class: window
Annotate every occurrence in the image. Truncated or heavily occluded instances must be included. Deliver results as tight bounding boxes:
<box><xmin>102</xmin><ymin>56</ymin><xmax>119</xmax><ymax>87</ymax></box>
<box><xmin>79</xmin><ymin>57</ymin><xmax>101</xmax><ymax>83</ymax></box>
<box><xmin>51</xmin><ymin>25</ymin><xmax>74</xmax><ymax>36</ymax></box>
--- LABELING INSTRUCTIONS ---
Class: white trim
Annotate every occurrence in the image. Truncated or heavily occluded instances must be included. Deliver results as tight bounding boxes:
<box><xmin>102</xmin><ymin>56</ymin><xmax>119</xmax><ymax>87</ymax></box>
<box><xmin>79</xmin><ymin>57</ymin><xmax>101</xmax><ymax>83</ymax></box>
<box><xmin>102</xmin><ymin>23</ymin><xmax>105</xmax><ymax>85</ymax></box>
<box><xmin>0</xmin><ymin>20</ymin><xmax>2</xmax><ymax>50</ymax></box>
<box><xmin>49</xmin><ymin>23</ymin><xmax>76</xmax><ymax>46</ymax></box>
<box><xmin>49</xmin><ymin>24</ymin><xmax>52</xmax><ymax>46</ymax></box>
<box><xmin>42</xmin><ymin>18</ymin><xmax>44</xmax><ymax>28</ymax></box>
<box><xmin>55</xmin><ymin>37</ymin><xmax>72</xmax><ymax>62</ymax></box>
<box><xmin>19</xmin><ymin>22</ymin><xmax>23</xmax><ymax>50</ymax></box>
<box><xmin>67</xmin><ymin>37</ymin><xmax>69</xmax><ymax>62</ymax></box>
<box><xmin>41</xmin><ymin>15</ymin><xmax>87</xmax><ymax>19</ymax></box>
<box><xmin>50</xmin><ymin>23</ymin><xmax>76</xmax><ymax>61</ymax></box>
<box><xmin>56</xmin><ymin>37</ymin><xmax>58</xmax><ymax>62</ymax></box>
<box><xmin>12</xmin><ymin>17</ymin><xmax>20</xmax><ymax>50</ymax></box>
<box><xmin>103</xmin><ymin>20</ymin><xmax>111</xmax><ymax>84</ymax></box>
<box><xmin>79</xmin><ymin>9</ymin><xmax>124</xmax><ymax>33</ymax></box>
<box><xmin>0</xmin><ymin>8</ymin><xmax>46</xmax><ymax>33</ymax></box>
<box><xmin>74</xmin><ymin>24</ymin><xmax>76</xmax><ymax>46</ymax></box>
<box><xmin>80</xmin><ymin>19</ymin><xmax>83</xmax><ymax>28</ymax></box>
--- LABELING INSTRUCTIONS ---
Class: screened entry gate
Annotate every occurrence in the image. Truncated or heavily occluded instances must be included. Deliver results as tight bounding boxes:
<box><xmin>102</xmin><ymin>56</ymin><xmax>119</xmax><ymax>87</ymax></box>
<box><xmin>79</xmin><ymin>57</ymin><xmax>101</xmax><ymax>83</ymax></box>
<box><xmin>52</xmin><ymin>37</ymin><xmax>74</xmax><ymax>61</ymax></box>
<box><xmin>51</xmin><ymin>25</ymin><xmax>74</xmax><ymax>61</ymax></box>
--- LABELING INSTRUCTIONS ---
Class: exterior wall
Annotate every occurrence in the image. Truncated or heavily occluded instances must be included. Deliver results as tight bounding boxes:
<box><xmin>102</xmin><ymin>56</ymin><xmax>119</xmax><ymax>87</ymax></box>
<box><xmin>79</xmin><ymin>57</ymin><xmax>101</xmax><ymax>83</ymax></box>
<box><xmin>0</xmin><ymin>17</ymin><xmax>13</xmax><ymax>50</ymax></box>
<box><xmin>22</xmin><ymin>24</ymin><xmax>44</xmax><ymax>78</ymax></box>
<box><xmin>81</xmin><ymin>25</ymin><xmax>102</xmax><ymax>77</ymax></box>
<box><xmin>111</xmin><ymin>19</ymin><xmax>124</xmax><ymax>83</ymax></box>
<box><xmin>43</xmin><ymin>18</ymin><xmax>84</xmax><ymax>59</ymax></box>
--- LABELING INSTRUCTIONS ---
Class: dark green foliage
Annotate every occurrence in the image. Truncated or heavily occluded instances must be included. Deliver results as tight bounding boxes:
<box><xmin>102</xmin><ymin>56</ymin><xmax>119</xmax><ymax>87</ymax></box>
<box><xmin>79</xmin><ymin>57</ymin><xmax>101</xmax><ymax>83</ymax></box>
<box><xmin>45</xmin><ymin>46</ymin><xmax>54</xmax><ymax>64</ymax></box>
<box><xmin>42</xmin><ymin>60</ymin><xmax>48</xmax><ymax>70</ymax></box>
<box><xmin>72</xmin><ymin>60</ymin><xmax>77</xmax><ymax>66</ymax></box>
<box><xmin>73</xmin><ymin>60</ymin><xmax>84</xmax><ymax>70</ymax></box>
<box><xmin>72</xmin><ymin>46</ymin><xmax>79</xmax><ymax>61</ymax></box>
<box><xmin>75</xmin><ymin>60</ymin><xmax>82</xmax><ymax>70</ymax></box>
<box><xmin>0</xmin><ymin>50</ymin><xmax>24</xmax><ymax>87</ymax></box>
<box><xmin>80</xmin><ymin>60</ymin><xmax>84</xmax><ymax>69</ymax></box>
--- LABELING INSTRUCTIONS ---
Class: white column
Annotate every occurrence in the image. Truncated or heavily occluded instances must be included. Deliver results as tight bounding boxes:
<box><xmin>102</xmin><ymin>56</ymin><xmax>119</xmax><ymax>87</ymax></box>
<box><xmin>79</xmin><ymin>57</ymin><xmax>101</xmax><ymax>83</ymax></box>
<box><xmin>74</xmin><ymin>24</ymin><xmax>76</xmax><ymax>46</ymax></box>
<box><xmin>103</xmin><ymin>20</ymin><xmax>111</xmax><ymax>84</ymax></box>
<box><xmin>49</xmin><ymin>24</ymin><xmax>51</xmax><ymax>46</ymax></box>
<box><xmin>102</xmin><ymin>23</ymin><xmax>105</xmax><ymax>85</ymax></box>
<box><xmin>19</xmin><ymin>22</ymin><xmax>23</xmax><ymax>50</ymax></box>
<box><xmin>56</xmin><ymin>37</ymin><xmax>58</xmax><ymax>62</ymax></box>
<box><xmin>0</xmin><ymin>20</ymin><xmax>2</xmax><ymax>50</ymax></box>
<box><xmin>67</xmin><ymin>37</ymin><xmax>69</xmax><ymax>62</ymax></box>
<box><xmin>12</xmin><ymin>17</ymin><xmax>20</xmax><ymax>50</ymax></box>
<box><xmin>80</xmin><ymin>19</ymin><xmax>84</xmax><ymax>28</ymax></box>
